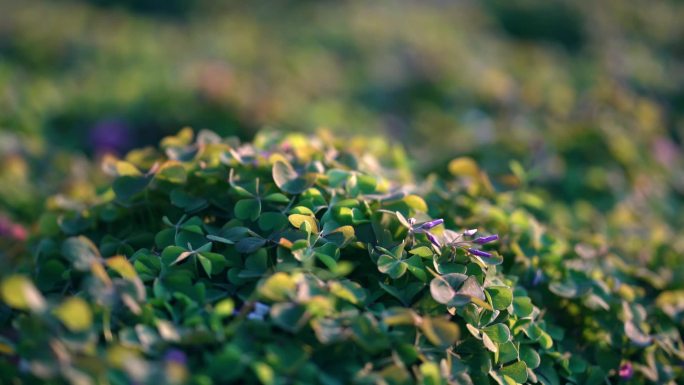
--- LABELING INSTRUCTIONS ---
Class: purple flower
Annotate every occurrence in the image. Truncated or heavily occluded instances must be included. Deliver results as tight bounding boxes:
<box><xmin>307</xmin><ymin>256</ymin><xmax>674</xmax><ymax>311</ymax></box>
<box><xmin>619</xmin><ymin>362</ymin><xmax>633</xmax><ymax>380</ymax></box>
<box><xmin>408</xmin><ymin>217</ymin><xmax>444</xmax><ymax>248</ymax></box>
<box><xmin>425</xmin><ymin>232</ymin><xmax>441</xmax><ymax>248</ymax></box>
<box><xmin>89</xmin><ymin>119</ymin><xmax>132</xmax><ymax>155</ymax></box>
<box><xmin>473</xmin><ymin>235</ymin><xmax>498</xmax><ymax>244</ymax></box>
<box><xmin>164</xmin><ymin>349</ymin><xmax>187</xmax><ymax>366</ymax></box>
<box><xmin>464</xmin><ymin>229</ymin><xmax>478</xmax><ymax>236</ymax></box>
<box><xmin>247</xmin><ymin>302</ymin><xmax>270</xmax><ymax>320</ymax></box>
<box><xmin>0</xmin><ymin>215</ymin><xmax>27</xmax><ymax>241</ymax></box>
<box><xmin>416</xmin><ymin>219</ymin><xmax>444</xmax><ymax>230</ymax></box>
<box><xmin>468</xmin><ymin>248</ymin><xmax>492</xmax><ymax>258</ymax></box>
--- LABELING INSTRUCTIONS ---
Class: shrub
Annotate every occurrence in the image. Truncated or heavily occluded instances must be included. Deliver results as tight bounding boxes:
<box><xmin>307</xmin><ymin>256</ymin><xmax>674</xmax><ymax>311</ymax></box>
<box><xmin>0</xmin><ymin>129</ymin><xmax>681</xmax><ymax>385</ymax></box>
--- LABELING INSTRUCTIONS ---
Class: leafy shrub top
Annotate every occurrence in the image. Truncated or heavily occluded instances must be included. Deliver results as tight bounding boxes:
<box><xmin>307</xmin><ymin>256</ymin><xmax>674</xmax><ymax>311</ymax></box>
<box><xmin>0</xmin><ymin>129</ymin><xmax>682</xmax><ymax>385</ymax></box>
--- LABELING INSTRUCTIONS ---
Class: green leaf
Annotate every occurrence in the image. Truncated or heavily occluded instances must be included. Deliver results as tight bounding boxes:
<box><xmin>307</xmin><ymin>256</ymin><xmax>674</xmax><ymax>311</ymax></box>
<box><xmin>498</xmin><ymin>361</ymin><xmax>528</xmax><ymax>384</ymax></box>
<box><xmin>270</xmin><ymin>303</ymin><xmax>308</xmax><ymax>333</ymax></box>
<box><xmin>382</xmin><ymin>308</ymin><xmax>418</xmax><ymax>326</ymax></box>
<box><xmin>409</xmin><ymin>246</ymin><xmax>434</xmax><ymax>258</ymax></box>
<box><xmin>420</xmin><ymin>362</ymin><xmax>442</xmax><ymax>385</ymax></box>
<box><xmin>315</xmin><ymin>250</ymin><xmax>337</xmax><ymax>270</ymax></box>
<box><xmin>197</xmin><ymin>253</ymin><xmax>213</xmax><ymax>276</ymax></box>
<box><xmin>378</xmin><ymin>281</ymin><xmax>424</xmax><ymax>306</ymax></box>
<box><xmin>170</xmin><ymin>189</ymin><xmax>208</xmax><ymax>212</ymax></box>
<box><xmin>497</xmin><ymin>341</ymin><xmax>519</xmax><ymax>365</ymax></box>
<box><xmin>235</xmin><ymin>237</ymin><xmax>266</xmax><ymax>254</ymax></box>
<box><xmin>483</xmin><ymin>323</ymin><xmax>511</xmax><ymax>344</ymax></box>
<box><xmin>201</xmin><ymin>252</ymin><xmax>227</xmax><ymax>275</ymax></box>
<box><xmin>513</xmin><ymin>297</ymin><xmax>534</xmax><ymax>317</ymax></box>
<box><xmin>53</xmin><ymin>297</ymin><xmax>93</xmax><ymax>332</ymax></box>
<box><xmin>406</xmin><ymin>255</ymin><xmax>427</xmax><ymax>282</ymax></box>
<box><xmin>252</xmin><ymin>362</ymin><xmax>275</xmax><ymax>385</ymax></box>
<box><xmin>263</xmin><ymin>193</ymin><xmax>290</xmax><ymax>204</ymax></box>
<box><xmin>420</xmin><ymin>317</ymin><xmax>459</xmax><ymax>348</ymax></box>
<box><xmin>155</xmin><ymin>163</ymin><xmax>187</xmax><ymax>184</ymax></box>
<box><xmin>323</xmin><ymin>225</ymin><xmax>355</xmax><ymax>247</ymax></box>
<box><xmin>486</xmin><ymin>286</ymin><xmax>513</xmax><ymax>310</ymax></box>
<box><xmin>429</xmin><ymin>273</ymin><xmax>468</xmax><ymax>304</ymax></box>
<box><xmin>377</xmin><ymin>254</ymin><xmax>407</xmax><ymax>279</ymax></box>
<box><xmin>273</xmin><ymin>159</ymin><xmax>316</xmax><ymax>194</ymax></box>
<box><xmin>549</xmin><ymin>279</ymin><xmax>583</xmax><ymax>298</ymax></box>
<box><xmin>327</xmin><ymin>169</ymin><xmax>350</xmax><ymax>187</ymax></box>
<box><xmin>519</xmin><ymin>345</ymin><xmax>540</xmax><ymax>369</ymax></box>
<box><xmin>449</xmin><ymin>276</ymin><xmax>485</xmax><ymax>307</ymax></box>
<box><xmin>234</xmin><ymin>198</ymin><xmax>261</xmax><ymax>221</ymax></box>
<box><xmin>113</xmin><ymin>175</ymin><xmax>150</xmax><ymax>201</ymax></box>
<box><xmin>62</xmin><ymin>236</ymin><xmax>101</xmax><ymax>271</ymax></box>
<box><xmin>258</xmin><ymin>212</ymin><xmax>289</xmax><ymax>232</ymax></box>
<box><xmin>329</xmin><ymin>280</ymin><xmax>366</xmax><ymax>305</ymax></box>
<box><xmin>162</xmin><ymin>245</ymin><xmax>194</xmax><ymax>266</ymax></box>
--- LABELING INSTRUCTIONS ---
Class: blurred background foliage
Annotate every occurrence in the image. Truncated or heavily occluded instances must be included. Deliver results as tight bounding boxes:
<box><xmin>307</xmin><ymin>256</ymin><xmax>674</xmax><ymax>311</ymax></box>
<box><xmin>1</xmin><ymin>0</ymin><xmax>683</xmax><ymax>272</ymax></box>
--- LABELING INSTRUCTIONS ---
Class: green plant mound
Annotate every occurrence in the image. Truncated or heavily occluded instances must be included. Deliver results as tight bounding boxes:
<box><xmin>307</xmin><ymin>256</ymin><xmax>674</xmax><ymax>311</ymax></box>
<box><xmin>1</xmin><ymin>130</ymin><xmax>682</xmax><ymax>385</ymax></box>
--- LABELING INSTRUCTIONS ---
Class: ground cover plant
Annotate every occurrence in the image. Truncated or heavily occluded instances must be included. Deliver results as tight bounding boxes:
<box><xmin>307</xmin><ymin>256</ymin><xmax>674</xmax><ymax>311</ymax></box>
<box><xmin>1</xmin><ymin>129</ymin><xmax>681</xmax><ymax>385</ymax></box>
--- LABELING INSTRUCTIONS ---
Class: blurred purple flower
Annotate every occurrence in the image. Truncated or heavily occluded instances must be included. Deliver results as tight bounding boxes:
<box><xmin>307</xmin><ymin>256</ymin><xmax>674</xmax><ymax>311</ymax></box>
<box><xmin>532</xmin><ymin>269</ymin><xmax>544</xmax><ymax>286</ymax></box>
<box><xmin>0</xmin><ymin>215</ymin><xmax>27</xmax><ymax>242</ymax></box>
<box><xmin>89</xmin><ymin>119</ymin><xmax>132</xmax><ymax>155</ymax></box>
<box><xmin>247</xmin><ymin>302</ymin><xmax>270</xmax><ymax>321</ymax></box>
<box><xmin>473</xmin><ymin>235</ymin><xmax>498</xmax><ymax>244</ymax></box>
<box><xmin>619</xmin><ymin>362</ymin><xmax>633</xmax><ymax>380</ymax></box>
<box><xmin>164</xmin><ymin>349</ymin><xmax>187</xmax><ymax>366</ymax></box>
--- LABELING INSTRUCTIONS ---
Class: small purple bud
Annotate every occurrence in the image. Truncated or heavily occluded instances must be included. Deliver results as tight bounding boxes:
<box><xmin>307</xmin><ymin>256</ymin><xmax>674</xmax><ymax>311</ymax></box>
<box><xmin>468</xmin><ymin>248</ymin><xmax>492</xmax><ymax>258</ymax></box>
<box><xmin>417</xmin><ymin>219</ymin><xmax>444</xmax><ymax>230</ymax></box>
<box><xmin>474</xmin><ymin>235</ymin><xmax>499</xmax><ymax>244</ymax></box>
<box><xmin>164</xmin><ymin>349</ymin><xmax>187</xmax><ymax>366</ymax></box>
<box><xmin>89</xmin><ymin>119</ymin><xmax>132</xmax><ymax>155</ymax></box>
<box><xmin>426</xmin><ymin>232</ymin><xmax>441</xmax><ymax>248</ymax></box>
<box><xmin>247</xmin><ymin>302</ymin><xmax>270</xmax><ymax>320</ymax></box>
<box><xmin>253</xmin><ymin>302</ymin><xmax>270</xmax><ymax>315</ymax></box>
<box><xmin>532</xmin><ymin>269</ymin><xmax>543</xmax><ymax>287</ymax></box>
<box><xmin>618</xmin><ymin>362</ymin><xmax>633</xmax><ymax>380</ymax></box>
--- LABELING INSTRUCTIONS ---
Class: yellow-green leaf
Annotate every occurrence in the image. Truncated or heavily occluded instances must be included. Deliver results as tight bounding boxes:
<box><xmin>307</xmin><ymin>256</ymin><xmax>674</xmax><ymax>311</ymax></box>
<box><xmin>288</xmin><ymin>214</ymin><xmax>318</xmax><ymax>234</ymax></box>
<box><xmin>258</xmin><ymin>272</ymin><xmax>297</xmax><ymax>302</ymax></box>
<box><xmin>54</xmin><ymin>297</ymin><xmax>93</xmax><ymax>332</ymax></box>
<box><xmin>448</xmin><ymin>157</ymin><xmax>479</xmax><ymax>177</ymax></box>
<box><xmin>1</xmin><ymin>275</ymin><xmax>45</xmax><ymax>312</ymax></box>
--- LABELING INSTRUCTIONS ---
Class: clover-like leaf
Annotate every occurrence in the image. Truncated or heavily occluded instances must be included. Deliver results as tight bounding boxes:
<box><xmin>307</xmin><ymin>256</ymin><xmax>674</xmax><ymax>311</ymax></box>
<box><xmin>234</xmin><ymin>198</ymin><xmax>261</xmax><ymax>221</ymax></box>
<box><xmin>486</xmin><ymin>286</ymin><xmax>513</xmax><ymax>310</ymax></box>
<box><xmin>420</xmin><ymin>317</ymin><xmax>460</xmax><ymax>348</ymax></box>
<box><xmin>62</xmin><ymin>236</ymin><xmax>101</xmax><ymax>271</ymax></box>
<box><xmin>273</xmin><ymin>159</ymin><xmax>316</xmax><ymax>194</ymax></box>
<box><xmin>377</xmin><ymin>253</ymin><xmax>407</xmax><ymax>279</ymax></box>
<box><xmin>430</xmin><ymin>273</ymin><xmax>468</xmax><ymax>304</ymax></box>
<box><xmin>498</xmin><ymin>361</ymin><xmax>528</xmax><ymax>384</ymax></box>
<box><xmin>288</xmin><ymin>214</ymin><xmax>319</xmax><ymax>234</ymax></box>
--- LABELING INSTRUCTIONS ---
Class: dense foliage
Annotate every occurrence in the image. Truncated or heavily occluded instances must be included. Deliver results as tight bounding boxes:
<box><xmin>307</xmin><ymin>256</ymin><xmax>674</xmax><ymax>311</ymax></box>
<box><xmin>1</xmin><ymin>130</ymin><xmax>681</xmax><ymax>384</ymax></box>
<box><xmin>1</xmin><ymin>1</ymin><xmax>683</xmax><ymax>384</ymax></box>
